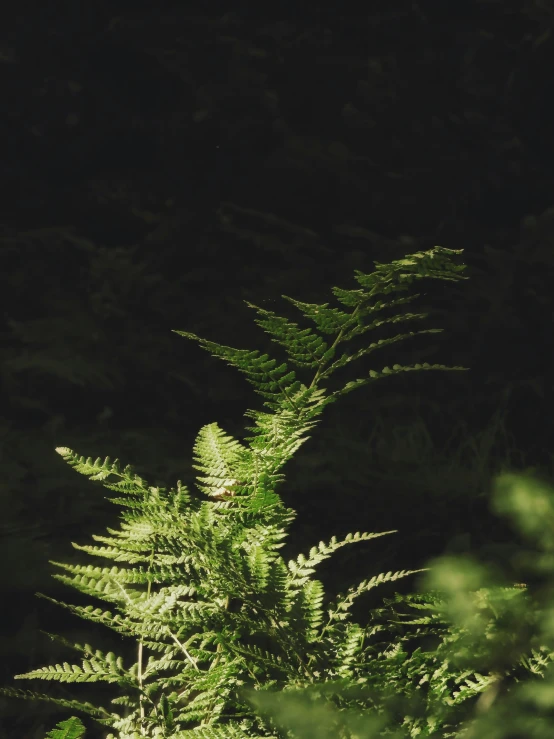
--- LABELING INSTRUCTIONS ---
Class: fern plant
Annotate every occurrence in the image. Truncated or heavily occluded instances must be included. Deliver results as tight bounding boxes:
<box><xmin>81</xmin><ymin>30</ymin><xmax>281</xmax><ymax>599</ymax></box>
<box><xmin>242</xmin><ymin>472</ymin><xmax>554</xmax><ymax>738</ymax></box>
<box><xmin>2</xmin><ymin>247</ymin><xmax>477</xmax><ymax>737</ymax></box>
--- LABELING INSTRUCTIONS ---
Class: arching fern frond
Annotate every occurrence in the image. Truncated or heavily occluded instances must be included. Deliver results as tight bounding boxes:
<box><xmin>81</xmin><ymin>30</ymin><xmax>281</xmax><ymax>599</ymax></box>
<box><xmin>174</xmin><ymin>246</ymin><xmax>468</xmax><ymax>515</ymax></box>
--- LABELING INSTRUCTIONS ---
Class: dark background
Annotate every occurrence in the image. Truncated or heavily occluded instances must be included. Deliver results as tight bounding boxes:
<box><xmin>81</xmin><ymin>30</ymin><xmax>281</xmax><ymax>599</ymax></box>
<box><xmin>2</xmin><ymin>1</ymin><xmax>554</xmax><ymax>736</ymax></box>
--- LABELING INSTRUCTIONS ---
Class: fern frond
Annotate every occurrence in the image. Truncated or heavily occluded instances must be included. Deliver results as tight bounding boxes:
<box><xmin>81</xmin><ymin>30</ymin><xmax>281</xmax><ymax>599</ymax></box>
<box><xmin>243</xmin><ymin>301</ymin><xmax>336</xmax><ymax>369</ymax></box>
<box><xmin>35</xmin><ymin>594</ymin><xmax>133</xmax><ymax>635</ymax></box>
<box><xmin>15</xmin><ymin>649</ymin><xmax>132</xmax><ymax>686</ymax></box>
<box><xmin>287</xmin><ymin>530</ymin><xmax>398</xmax><ymax>585</ymax></box>
<box><xmin>44</xmin><ymin>715</ymin><xmax>86</xmax><ymax>739</ymax></box>
<box><xmin>191</xmin><ymin>422</ymin><xmax>250</xmax><ymax>498</ymax></box>
<box><xmin>324</xmin><ymin>569</ymin><xmax>431</xmax><ymax>628</ymax></box>
<box><xmin>336</xmin><ymin>361</ymin><xmax>468</xmax><ymax>399</ymax></box>
<box><xmin>55</xmin><ymin>449</ymin><xmax>123</xmax><ymax>481</ymax></box>
<box><xmin>47</xmin><ymin>562</ymin><xmax>149</xmax><ymax>606</ymax></box>
<box><xmin>0</xmin><ymin>685</ymin><xmax>115</xmax><ymax>721</ymax></box>
<box><xmin>176</xmin><ymin>246</ymin><xmax>468</xmax><ymax>518</ymax></box>
<box><xmin>282</xmin><ymin>291</ymin><xmax>419</xmax><ymax>335</ymax></box>
<box><xmin>170</xmin><ymin>338</ymin><xmax>303</xmax><ymax>416</ymax></box>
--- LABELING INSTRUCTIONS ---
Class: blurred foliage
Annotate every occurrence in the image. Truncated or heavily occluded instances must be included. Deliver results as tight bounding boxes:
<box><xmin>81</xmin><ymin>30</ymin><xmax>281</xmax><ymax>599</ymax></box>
<box><xmin>241</xmin><ymin>471</ymin><xmax>554</xmax><ymax>738</ymax></box>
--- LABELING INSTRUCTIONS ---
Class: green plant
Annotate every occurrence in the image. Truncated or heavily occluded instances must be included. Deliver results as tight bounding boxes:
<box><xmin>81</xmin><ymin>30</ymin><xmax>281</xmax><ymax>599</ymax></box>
<box><xmin>45</xmin><ymin>715</ymin><xmax>86</xmax><ymax>738</ymax></box>
<box><xmin>1</xmin><ymin>246</ymin><xmax>476</xmax><ymax>737</ymax></box>
<box><xmin>242</xmin><ymin>472</ymin><xmax>554</xmax><ymax>738</ymax></box>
